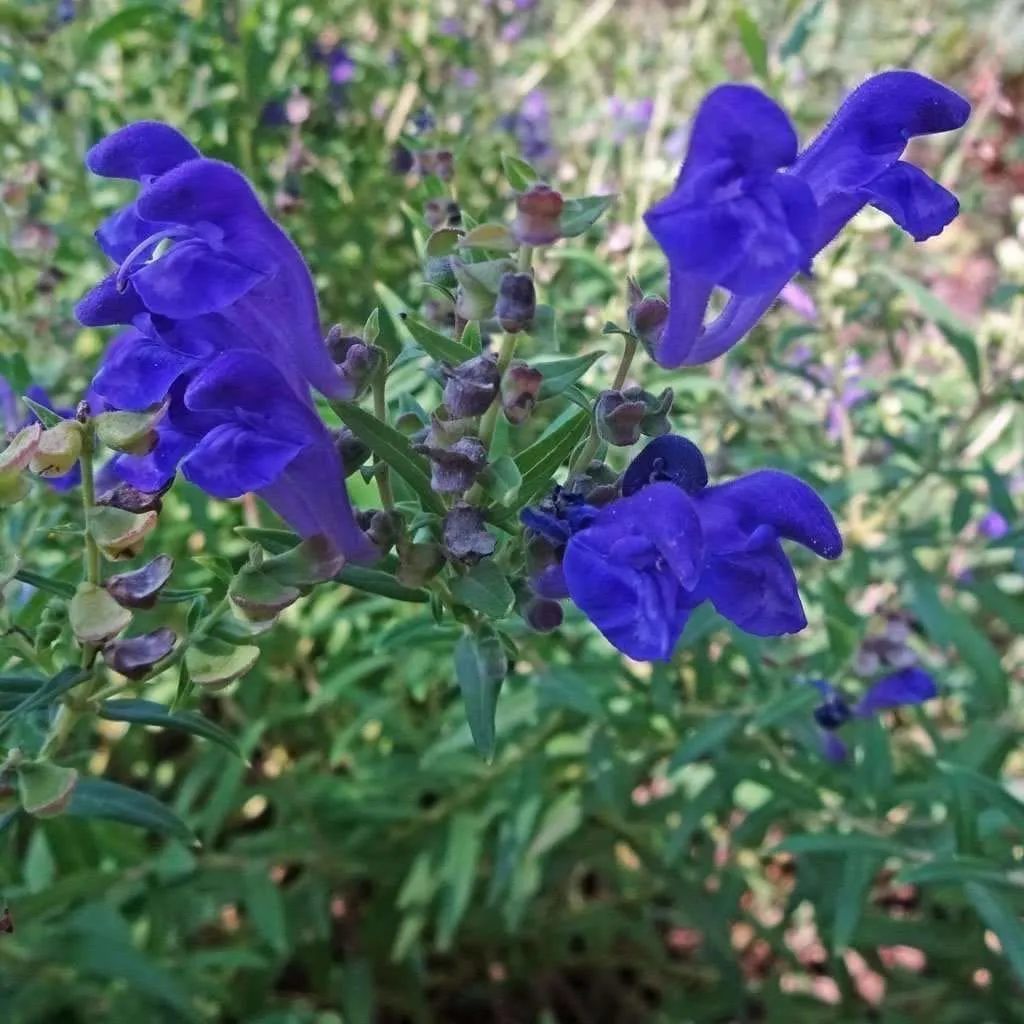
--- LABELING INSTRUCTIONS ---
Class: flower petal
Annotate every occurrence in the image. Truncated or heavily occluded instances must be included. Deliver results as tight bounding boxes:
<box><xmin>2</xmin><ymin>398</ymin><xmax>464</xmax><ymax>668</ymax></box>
<box><xmin>793</xmin><ymin>71</ymin><xmax>970</xmax><ymax>200</ymax></box>
<box><xmin>859</xmin><ymin>160</ymin><xmax>960</xmax><ymax>241</ymax></box>
<box><xmin>622</xmin><ymin>435</ymin><xmax>709</xmax><ymax>497</ymax></box>
<box><xmin>695</xmin><ymin>469</ymin><xmax>843</xmax><ymax>560</ymax></box>
<box><xmin>821</xmin><ymin>731</ymin><xmax>849</xmax><ymax>763</ymax></box>
<box><xmin>92</xmin><ymin>328</ymin><xmax>199</xmax><ymax>410</ymax></box>
<box><xmin>181</xmin><ymin>423</ymin><xmax>305</xmax><ymax>498</ymax></box>
<box><xmin>86</xmin><ymin>121</ymin><xmax>200</xmax><ymax>181</ymax></box>
<box><xmin>855</xmin><ymin>667</ymin><xmax>938</xmax><ymax>716</ymax></box>
<box><xmin>74</xmin><ymin>272</ymin><xmax>147</xmax><ymax>327</ymax></box>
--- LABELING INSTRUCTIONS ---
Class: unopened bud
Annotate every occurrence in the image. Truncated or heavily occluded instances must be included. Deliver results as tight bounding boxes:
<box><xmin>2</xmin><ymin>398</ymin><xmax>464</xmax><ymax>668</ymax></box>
<box><xmin>417</xmin><ymin>149</ymin><xmax>454</xmax><ymax>180</ymax></box>
<box><xmin>627</xmin><ymin>290</ymin><xmax>669</xmax><ymax>356</ymax></box>
<box><xmin>358</xmin><ymin>509</ymin><xmax>402</xmax><ymax>554</ymax></box>
<box><xmin>443</xmin><ymin>355</ymin><xmax>500</xmax><ymax>418</ymax></box>
<box><xmin>417</xmin><ymin>435</ymin><xmax>487</xmax><ymax>494</ymax></box>
<box><xmin>325</xmin><ymin>326</ymin><xmax>384</xmax><ymax>400</ymax></box>
<box><xmin>103</xmin><ymin>628</ymin><xmax>177</xmax><ymax>680</ymax></box>
<box><xmin>333</xmin><ymin>428</ymin><xmax>371</xmax><ymax>475</ymax></box>
<box><xmin>390</xmin><ymin>143</ymin><xmax>415</xmax><ymax>175</ymax></box>
<box><xmin>425</xmin><ymin>198</ymin><xmax>462</xmax><ymax>230</ymax></box>
<box><xmin>595</xmin><ymin>389</ymin><xmax>646</xmax><ymax>447</ymax></box>
<box><xmin>30</xmin><ymin>420</ymin><xmax>82</xmax><ymax>477</ymax></box>
<box><xmin>501</xmin><ymin>362</ymin><xmax>544</xmax><ymax>425</ymax></box>
<box><xmin>513</xmin><ymin>183</ymin><xmax>564</xmax><ymax>245</ymax></box>
<box><xmin>495</xmin><ymin>273</ymin><xmax>536</xmax><ymax>333</ymax></box>
<box><xmin>516</xmin><ymin>588</ymin><xmax>564</xmax><ymax>633</ymax></box>
<box><xmin>443</xmin><ymin>504</ymin><xmax>497</xmax><ymax>564</ymax></box>
<box><xmin>96</xmin><ymin>479</ymin><xmax>170</xmax><ymax>514</ymax></box>
<box><xmin>397</xmin><ymin>541</ymin><xmax>445</xmax><ymax>587</ymax></box>
<box><xmin>105</xmin><ymin>555</ymin><xmax>174</xmax><ymax>610</ymax></box>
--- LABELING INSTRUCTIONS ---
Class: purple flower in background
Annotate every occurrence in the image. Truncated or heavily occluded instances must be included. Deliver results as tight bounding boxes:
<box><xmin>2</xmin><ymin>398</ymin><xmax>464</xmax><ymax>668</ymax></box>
<box><xmin>978</xmin><ymin>510</ymin><xmax>1009</xmax><ymax>539</ymax></box>
<box><xmin>77</xmin><ymin>122</ymin><xmax>374</xmax><ymax>561</ymax></box>
<box><xmin>609</xmin><ymin>97</ymin><xmax>654</xmax><ymax>140</ymax></box>
<box><xmin>812</xmin><ymin>668</ymin><xmax>938</xmax><ymax>762</ymax></box>
<box><xmin>645</xmin><ymin>72</ymin><xmax>970</xmax><ymax>367</ymax></box>
<box><xmin>0</xmin><ymin>379</ymin><xmax>80</xmax><ymax>491</ymax></box>
<box><xmin>438</xmin><ymin>17</ymin><xmax>465</xmax><ymax>37</ymax></box>
<box><xmin>500</xmin><ymin>90</ymin><xmax>553</xmax><ymax>162</ymax></box>
<box><xmin>825</xmin><ymin>353</ymin><xmax>871</xmax><ymax>441</ymax></box>
<box><xmin>554</xmin><ymin>435</ymin><xmax>842</xmax><ymax>661</ymax></box>
<box><xmin>779</xmin><ymin>281</ymin><xmax>817</xmax><ymax>321</ymax></box>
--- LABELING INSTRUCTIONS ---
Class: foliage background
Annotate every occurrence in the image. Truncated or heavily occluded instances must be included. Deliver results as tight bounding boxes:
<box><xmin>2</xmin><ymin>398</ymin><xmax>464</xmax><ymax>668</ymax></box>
<box><xmin>1</xmin><ymin>0</ymin><xmax>1022</xmax><ymax>1021</ymax></box>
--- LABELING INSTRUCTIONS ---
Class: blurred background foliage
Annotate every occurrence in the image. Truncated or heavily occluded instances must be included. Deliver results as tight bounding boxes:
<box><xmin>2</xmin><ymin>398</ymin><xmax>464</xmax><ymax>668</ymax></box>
<box><xmin>1</xmin><ymin>0</ymin><xmax>1023</xmax><ymax>1021</ymax></box>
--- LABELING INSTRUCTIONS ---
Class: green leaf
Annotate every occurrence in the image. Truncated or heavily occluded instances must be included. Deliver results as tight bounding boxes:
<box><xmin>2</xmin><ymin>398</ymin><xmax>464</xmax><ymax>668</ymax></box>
<box><xmin>454</xmin><ymin>629</ymin><xmax>507</xmax><ymax>759</ymax></box>
<box><xmin>896</xmin><ymin>857</ymin><xmax>1021</xmax><ymax>889</ymax></box>
<box><xmin>233</xmin><ymin>526</ymin><xmax>299</xmax><ymax>553</ymax></box>
<box><xmin>883</xmin><ymin>268</ymin><xmax>982</xmax><ymax>387</ymax></box>
<box><xmin>559</xmin><ymin>194</ymin><xmax>615</xmax><ymax>238</ymax></box>
<box><xmin>536</xmin><ymin>351</ymin><xmax>604</xmax><ymax>400</ymax></box>
<box><xmin>938</xmin><ymin>761</ymin><xmax>1024</xmax><ymax>837</ymax></box>
<box><xmin>752</xmin><ymin>685</ymin><xmax>819</xmax><ymax>729</ymax></box>
<box><xmin>450</xmin><ymin>560</ymin><xmax>514</xmax><ymax>618</ymax></box>
<box><xmin>65</xmin><ymin>777</ymin><xmax>198</xmax><ymax>845</ymax></box>
<box><xmin>501</xmin><ymin>153</ymin><xmax>538</xmax><ymax>191</ymax></box>
<box><xmin>0</xmin><ymin>667</ymin><xmax>88</xmax><ymax>734</ymax></box>
<box><xmin>832</xmin><ymin>853</ymin><xmax>882</xmax><ymax>953</ymax></box>
<box><xmin>12</xmin><ymin>568</ymin><xmax>76</xmax><ymax>599</ymax></box>
<box><xmin>515</xmin><ymin>410</ymin><xmax>590</xmax><ymax>506</ymax></box>
<box><xmin>480</xmin><ymin>454</ymin><xmax>522</xmax><ymax>503</ymax></box>
<box><xmin>436</xmin><ymin>812</ymin><xmax>483</xmax><ymax>950</ymax></box>
<box><xmin>84</xmin><ymin>4</ymin><xmax>178</xmax><ymax>55</ymax></box>
<box><xmin>337</xmin><ymin>565</ymin><xmax>429</xmax><ymax>603</ymax></box>
<box><xmin>529</xmin><ymin>304</ymin><xmax>558</xmax><ymax>349</ymax></box>
<box><xmin>735</xmin><ymin>9</ymin><xmax>769</xmax><ymax>79</ymax></box>
<box><xmin>780</xmin><ymin>0</ymin><xmax>826</xmax><ymax>58</ymax></box>
<box><xmin>460</xmin><ymin>320</ymin><xmax>483</xmax><ymax>354</ymax></box>
<box><xmin>669</xmin><ymin>713</ymin><xmax>743</xmax><ymax>770</ymax></box>
<box><xmin>20</xmin><ymin>395</ymin><xmax>64</xmax><ymax>428</ymax></box>
<box><xmin>338</xmin><ymin>958</ymin><xmax>376</xmax><ymax>1024</ymax></box>
<box><xmin>536</xmin><ymin>668</ymin><xmax>605</xmax><ymax>718</ymax></box>
<box><xmin>243</xmin><ymin>865</ymin><xmax>289</xmax><ymax>955</ymax></box>
<box><xmin>332</xmin><ymin>401</ymin><xmax>445</xmax><ymax>516</ymax></box>
<box><xmin>982</xmin><ymin>460</ymin><xmax>1018</xmax><ymax>522</ymax></box>
<box><xmin>966</xmin><ymin>882</ymin><xmax>1024</xmax><ymax>986</ymax></box>
<box><xmin>771</xmin><ymin>833</ymin><xmax>906</xmax><ymax>856</ymax></box>
<box><xmin>97</xmin><ymin>699</ymin><xmax>243</xmax><ymax>758</ymax></box>
<box><xmin>905</xmin><ymin>555</ymin><xmax>1007</xmax><ymax>710</ymax></box>
<box><xmin>400</xmin><ymin>314</ymin><xmax>476</xmax><ymax>366</ymax></box>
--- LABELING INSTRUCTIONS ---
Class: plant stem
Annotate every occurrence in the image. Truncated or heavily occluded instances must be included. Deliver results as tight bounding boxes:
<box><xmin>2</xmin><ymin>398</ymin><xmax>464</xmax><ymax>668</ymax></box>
<box><xmin>372</xmin><ymin>373</ymin><xmax>395</xmax><ymax>511</ymax></box>
<box><xmin>79</xmin><ymin>425</ymin><xmax>101</xmax><ymax>588</ymax></box>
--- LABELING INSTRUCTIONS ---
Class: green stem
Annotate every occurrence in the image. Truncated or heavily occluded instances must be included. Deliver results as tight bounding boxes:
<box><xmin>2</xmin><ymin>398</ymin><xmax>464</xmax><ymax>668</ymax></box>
<box><xmin>372</xmin><ymin>373</ymin><xmax>395</xmax><ymax>511</ymax></box>
<box><xmin>80</xmin><ymin>425</ymin><xmax>101</xmax><ymax>588</ymax></box>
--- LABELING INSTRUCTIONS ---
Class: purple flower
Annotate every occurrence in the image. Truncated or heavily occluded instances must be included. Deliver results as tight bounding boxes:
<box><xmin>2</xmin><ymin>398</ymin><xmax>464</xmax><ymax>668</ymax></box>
<box><xmin>978</xmin><ymin>510</ymin><xmax>1009</xmax><ymax>539</ymax></box>
<box><xmin>556</xmin><ymin>435</ymin><xmax>842</xmax><ymax>661</ymax></box>
<box><xmin>501</xmin><ymin>90</ymin><xmax>553</xmax><ymax>162</ymax></box>
<box><xmin>812</xmin><ymin>668</ymin><xmax>938</xmax><ymax>762</ymax></box>
<box><xmin>0</xmin><ymin>379</ymin><xmax>80</xmax><ymax>491</ymax></box>
<box><xmin>645</xmin><ymin>72</ymin><xmax>970</xmax><ymax>367</ymax></box>
<box><xmin>609</xmin><ymin>97</ymin><xmax>654</xmax><ymax>140</ymax></box>
<box><xmin>76</xmin><ymin>122</ymin><xmax>355</xmax><ymax>402</ymax></box>
<box><xmin>438</xmin><ymin>17</ymin><xmax>465</xmax><ymax>37</ymax></box>
<box><xmin>77</xmin><ymin>122</ymin><xmax>374</xmax><ymax>561</ymax></box>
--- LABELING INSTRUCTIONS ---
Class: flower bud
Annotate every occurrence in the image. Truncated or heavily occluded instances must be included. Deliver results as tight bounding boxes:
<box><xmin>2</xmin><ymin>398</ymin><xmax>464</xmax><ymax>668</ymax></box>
<box><xmin>594</xmin><ymin>389</ymin><xmax>646</xmax><ymax>447</ymax></box>
<box><xmin>416</xmin><ymin>434</ymin><xmax>487</xmax><ymax>494</ymax></box>
<box><xmin>30</xmin><ymin>420</ymin><xmax>82</xmax><ymax>477</ymax></box>
<box><xmin>453</xmin><ymin>258</ymin><xmax>515</xmax><ymax>322</ymax></box>
<box><xmin>69</xmin><ymin>582</ymin><xmax>131</xmax><ymax>645</ymax></box>
<box><xmin>333</xmin><ymin>428</ymin><xmax>370</xmax><ymax>475</ymax></box>
<box><xmin>390</xmin><ymin>143</ymin><xmax>415</xmax><ymax>175</ymax></box>
<box><xmin>0</xmin><ymin>423</ymin><xmax>42</xmax><ymax>476</ymax></box>
<box><xmin>325</xmin><ymin>326</ymin><xmax>384</xmax><ymax>400</ymax></box>
<box><xmin>96</xmin><ymin>479</ymin><xmax>171</xmax><ymax>514</ymax></box>
<box><xmin>525</xmin><ymin>534</ymin><xmax>568</xmax><ymax>600</ymax></box>
<box><xmin>443</xmin><ymin>354</ymin><xmax>500</xmax><ymax>418</ymax></box>
<box><xmin>501</xmin><ymin>361</ymin><xmax>544</xmax><ymax>425</ymax></box>
<box><xmin>186</xmin><ymin>639</ymin><xmax>260</xmax><ymax>691</ymax></box>
<box><xmin>516</xmin><ymin>587</ymin><xmax>564</xmax><ymax>633</ymax></box>
<box><xmin>397</xmin><ymin>540</ymin><xmax>445</xmax><ymax>587</ymax></box>
<box><xmin>103</xmin><ymin>628</ymin><xmax>177</xmax><ymax>680</ymax></box>
<box><xmin>88</xmin><ymin>506</ymin><xmax>159</xmax><ymax>560</ymax></box>
<box><xmin>17</xmin><ymin>762</ymin><xmax>78</xmax><ymax>819</ymax></box>
<box><xmin>358</xmin><ymin>509</ymin><xmax>402</xmax><ymax>554</ymax></box>
<box><xmin>229</xmin><ymin>565</ymin><xmax>301</xmax><ymax>623</ymax></box>
<box><xmin>417</xmin><ymin>149</ymin><xmax>454</xmax><ymax>180</ymax></box>
<box><xmin>627</xmin><ymin>290</ymin><xmax>669</xmax><ymax>356</ymax></box>
<box><xmin>512</xmin><ymin>183</ymin><xmax>564</xmax><ymax>245</ymax></box>
<box><xmin>623</xmin><ymin>385</ymin><xmax>673</xmax><ymax>437</ymax></box>
<box><xmin>425</xmin><ymin>198</ymin><xmax>462</xmax><ymax>230</ymax></box>
<box><xmin>105</xmin><ymin>555</ymin><xmax>174</xmax><ymax>610</ymax></box>
<box><xmin>443</xmin><ymin>504</ymin><xmax>497</xmax><ymax>564</ymax></box>
<box><xmin>495</xmin><ymin>272</ymin><xmax>536</xmax><ymax>333</ymax></box>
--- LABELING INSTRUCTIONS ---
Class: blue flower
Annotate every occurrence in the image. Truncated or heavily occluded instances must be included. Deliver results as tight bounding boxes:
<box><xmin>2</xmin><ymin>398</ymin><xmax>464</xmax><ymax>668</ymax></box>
<box><xmin>645</xmin><ymin>72</ymin><xmax>970</xmax><ymax>367</ymax></box>
<box><xmin>812</xmin><ymin>668</ymin><xmax>938</xmax><ymax>762</ymax></box>
<box><xmin>75</xmin><ymin>121</ymin><xmax>355</xmax><ymax>402</ymax></box>
<box><xmin>499</xmin><ymin>90</ymin><xmax>554</xmax><ymax>162</ymax></box>
<box><xmin>0</xmin><ymin>379</ymin><xmax>81</xmax><ymax>492</ymax></box>
<box><xmin>561</xmin><ymin>435</ymin><xmax>842</xmax><ymax>661</ymax></box>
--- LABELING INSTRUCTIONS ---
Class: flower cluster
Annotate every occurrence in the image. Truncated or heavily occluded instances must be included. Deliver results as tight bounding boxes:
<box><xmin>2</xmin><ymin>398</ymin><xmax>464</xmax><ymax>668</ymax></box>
<box><xmin>523</xmin><ymin>436</ymin><xmax>843</xmax><ymax>662</ymax></box>
<box><xmin>645</xmin><ymin>71</ymin><xmax>970</xmax><ymax>366</ymax></box>
<box><xmin>76</xmin><ymin>121</ymin><xmax>375</xmax><ymax>561</ymax></box>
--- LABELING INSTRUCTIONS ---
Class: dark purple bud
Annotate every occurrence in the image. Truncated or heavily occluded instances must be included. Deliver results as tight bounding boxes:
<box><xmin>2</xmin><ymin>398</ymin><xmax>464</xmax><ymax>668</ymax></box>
<box><xmin>627</xmin><ymin>286</ymin><xmax>669</xmax><ymax>356</ymax></box>
<box><xmin>443</xmin><ymin>504</ymin><xmax>497</xmax><ymax>564</ymax></box>
<box><xmin>513</xmin><ymin>183</ymin><xmax>564</xmax><ymax>245</ymax></box>
<box><xmin>495</xmin><ymin>273</ymin><xmax>536</xmax><ymax>333</ymax></box>
<box><xmin>525</xmin><ymin>534</ymin><xmax>568</xmax><ymax>600</ymax></box>
<box><xmin>397</xmin><ymin>540</ymin><xmax>445</xmax><ymax>586</ymax></box>
<box><xmin>417</xmin><ymin>149</ymin><xmax>455</xmax><ymax>181</ymax></box>
<box><xmin>96</xmin><ymin>479</ymin><xmax>171</xmax><ymax>514</ymax></box>
<box><xmin>425</xmin><ymin>198</ymin><xmax>462</xmax><ymax>230</ymax></box>
<box><xmin>620</xmin><ymin>384</ymin><xmax>673</xmax><ymax>437</ymax></box>
<box><xmin>105</xmin><ymin>555</ymin><xmax>174</xmax><ymax>610</ymax></box>
<box><xmin>103</xmin><ymin>628</ymin><xmax>177</xmax><ymax>680</ymax></box>
<box><xmin>501</xmin><ymin>361</ymin><xmax>544</xmax><ymax>425</ymax></box>
<box><xmin>813</xmin><ymin>695</ymin><xmax>854</xmax><ymax>731</ymax></box>
<box><xmin>443</xmin><ymin>355</ymin><xmax>500</xmax><ymax>418</ymax></box>
<box><xmin>415</xmin><ymin>418</ymin><xmax>487</xmax><ymax>493</ymax></box>
<box><xmin>333</xmin><ymin>427</ymin><xmax>371</xmax><ymax>475</ymax></box>
<box><xmin>325</xmin><ymin>325</ymin><xmax>384</xmax><ymax>400</ymax></box>
<box><xmin>358</xmin><ymin>508</ymin><xmax>402</xmax><ymax>554</ymax></box>
<box><xmin>517</xmin><ymin>589</ymin><xmax>563</xmax><ymax>632</ymax></box>
<box><xmin>390</xmin><ymin>144</ymin><xmax>415</xmax><ymax>175</ymax></box>
<box><xmin>595</xmin><ymin>389</ymin><xmax>647</xmax><ymax>447</ymax></box>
